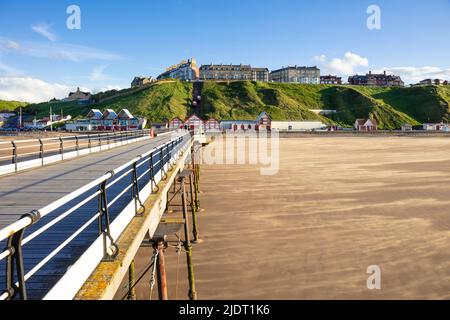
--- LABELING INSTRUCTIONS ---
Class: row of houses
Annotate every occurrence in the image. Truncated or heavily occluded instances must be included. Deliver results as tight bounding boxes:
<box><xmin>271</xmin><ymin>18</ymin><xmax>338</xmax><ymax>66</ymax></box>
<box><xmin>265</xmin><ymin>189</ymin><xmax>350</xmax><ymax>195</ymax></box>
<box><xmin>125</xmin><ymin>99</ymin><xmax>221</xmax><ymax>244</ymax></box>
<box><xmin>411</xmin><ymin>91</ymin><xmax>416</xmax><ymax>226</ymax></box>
<box><xmin>145</xmin><ymin>58</ymin><xmax>412</xmax><ymax>87</ymax></box>
<box><xmin>136</xmin><ymin>63</ymin><xmax>450</xmax><ymax>88</ymax></box>
<box><xmin>148</xmin><ymin>58</ymin><xmax>332</xmax><ymax>85</ymax></box>
<box><xmin>354</xmin><ymin>119</ymin><xmax>450</xmax><ymax>132</ymax></box>
<box><xmin>168</xmin><ymin>112</ymin><xmax>331</xmax><ymax>132</ymax></box>
<box><xmin>414</xmin><ymin>79</ymin><xmax>450</xmax><ymax>86</ymax></box>
<box><xmin>65</xmin><ymin>109</ymin><xmax>144</xmax><ymax>132</ymax></box>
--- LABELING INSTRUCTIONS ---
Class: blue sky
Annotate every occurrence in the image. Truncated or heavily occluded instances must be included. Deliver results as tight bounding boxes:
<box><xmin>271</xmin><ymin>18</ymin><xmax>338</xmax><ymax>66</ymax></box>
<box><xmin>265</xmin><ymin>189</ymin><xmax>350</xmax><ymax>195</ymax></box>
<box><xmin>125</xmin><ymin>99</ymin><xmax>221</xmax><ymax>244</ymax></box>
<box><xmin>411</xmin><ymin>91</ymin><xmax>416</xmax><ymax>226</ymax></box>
<box><xmin>1</xmin><ymin>0</ymin><xmax>450</xmax><ymax>102</ymax></box>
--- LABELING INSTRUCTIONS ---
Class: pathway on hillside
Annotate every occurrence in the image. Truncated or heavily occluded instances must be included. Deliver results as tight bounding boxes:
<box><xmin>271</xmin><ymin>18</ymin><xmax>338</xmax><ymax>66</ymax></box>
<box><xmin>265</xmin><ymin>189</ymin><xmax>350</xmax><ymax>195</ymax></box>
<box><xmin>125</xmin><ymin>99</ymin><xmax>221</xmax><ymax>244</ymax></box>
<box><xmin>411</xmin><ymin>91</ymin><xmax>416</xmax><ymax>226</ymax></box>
<box><xmin>192</xmin><ymin>81</ymin><xmax>203</xmax><ymax>109</ymax></box>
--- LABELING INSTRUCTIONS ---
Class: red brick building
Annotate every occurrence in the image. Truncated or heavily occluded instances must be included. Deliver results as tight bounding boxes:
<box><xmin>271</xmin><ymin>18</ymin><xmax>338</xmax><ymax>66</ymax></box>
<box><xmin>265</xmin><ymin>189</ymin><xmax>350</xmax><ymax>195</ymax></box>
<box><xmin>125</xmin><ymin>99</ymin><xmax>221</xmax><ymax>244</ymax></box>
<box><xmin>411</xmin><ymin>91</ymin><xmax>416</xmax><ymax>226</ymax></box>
<box><xmin>320</xmin><ymin>75</ymin><xmax>342</xmax><ymax>85</ymax></box>
<box><xmin>348</xmin><ymin>71</ymin><xmax>404</xmax><ymax>87</ymax></box>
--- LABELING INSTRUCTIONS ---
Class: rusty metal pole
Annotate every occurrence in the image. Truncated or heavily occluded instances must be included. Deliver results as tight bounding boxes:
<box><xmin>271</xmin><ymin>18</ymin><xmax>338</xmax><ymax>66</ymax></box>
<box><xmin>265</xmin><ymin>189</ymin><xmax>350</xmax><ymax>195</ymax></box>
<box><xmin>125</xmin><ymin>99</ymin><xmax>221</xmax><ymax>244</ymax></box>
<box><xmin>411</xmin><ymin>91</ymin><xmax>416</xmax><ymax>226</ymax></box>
<box><xmin>189</xmin><ymin>174</ymin><xmax>200</xmax><ymax>243</ymax></box>
<box><xmin>153</xmin><ymin>239</ymin><xmax>168</xmax><ymax>300</ymax></box>
<box><xmin>191</xmin><ymin>145</ymin><xmax>200</xmax><ymax>210</ymax></box>
<box><xmin>180</xmin><ymin>176</ymin><xmax>197</xmax><ymax>300</ymax></box>
<box><xmin>127</xmin><ymin>260</ymin><xmax>136</xmax><ymax>300</ymax></box>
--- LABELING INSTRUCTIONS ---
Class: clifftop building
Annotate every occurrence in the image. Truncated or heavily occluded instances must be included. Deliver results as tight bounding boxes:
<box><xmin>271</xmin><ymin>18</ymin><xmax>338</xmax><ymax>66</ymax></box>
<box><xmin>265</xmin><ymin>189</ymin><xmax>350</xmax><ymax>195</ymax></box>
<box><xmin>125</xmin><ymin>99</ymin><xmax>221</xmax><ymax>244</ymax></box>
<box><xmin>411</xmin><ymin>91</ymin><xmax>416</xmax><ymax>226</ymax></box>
<box><xmin>348</xmin><ymin>71</ymin><xmax>404</xmax><ymax>87</ymax></box>
<box><xmin>199</xmin><ymin>64</ymin><xmax>269</xmax><ymax>82</ymax></box>
<box><xmin>269</xmin><ymin>66</ymin><xmax>320</xmax><ymax>84</ymax></box>
<box><xmin>66</xmin><ymin>87</ymin><xmax>91</xmax><ymax>102</ymax></box>
<box><xmin>251</xmin><ymin>67</ymin><xmax>270</xmax><ymax>82</ymax></box>
<box><xmin>417</xmin><ymin>79</ymin><xmax>449</xmax><ymax>86</ymax></box>
<box><xmin>320</xmin><ymin>75</ymin><xmax>342</xmax><ymax>85</ymax></box>
<box><xmin>157</xmin><ymin>58</ymin><xmax>199</xmax><ymax>81</ymax></box>
<box><xmin>131</xmin><ymin>76</ymin><xmax>154</xmax><ymax>88</ymax></box>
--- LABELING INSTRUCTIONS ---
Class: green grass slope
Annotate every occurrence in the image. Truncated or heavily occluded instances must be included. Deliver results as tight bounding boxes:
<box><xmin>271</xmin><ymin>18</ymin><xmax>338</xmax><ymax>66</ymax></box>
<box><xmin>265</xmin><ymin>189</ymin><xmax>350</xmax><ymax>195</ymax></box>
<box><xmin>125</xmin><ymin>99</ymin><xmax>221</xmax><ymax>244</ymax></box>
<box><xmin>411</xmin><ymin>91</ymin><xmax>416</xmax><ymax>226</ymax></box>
<box><xmin>352</xmin><ymin>85</ymin><xmax>450</xmax><ymax>124</ymax></box>
<box><xmin>19</xmin><ymin>80</ymin><xmax>450</xmax><ymax>129</ymax></box>
<box><xmin>94</xmin><ymin>81</ymin><xmax>192</xmax><ymax>122</ymax></box>
<box><xmin>199</xmin><ymin>82</ymin><xmax>421</xmax><ymax>129</ymax></box>
<box><xmin>23</xmin><ymin>81</ymin><xmax>193</xmax><ymax>122</ymax></box>
<box><xmin>199</xmin><ymin>81</ymin><xmax>330</xmax><ymax>123</ymax></box>
<box><xmin>0</xmin><ymin>100</ymin><xmax>29</xmax><ymax>111</ymax></box>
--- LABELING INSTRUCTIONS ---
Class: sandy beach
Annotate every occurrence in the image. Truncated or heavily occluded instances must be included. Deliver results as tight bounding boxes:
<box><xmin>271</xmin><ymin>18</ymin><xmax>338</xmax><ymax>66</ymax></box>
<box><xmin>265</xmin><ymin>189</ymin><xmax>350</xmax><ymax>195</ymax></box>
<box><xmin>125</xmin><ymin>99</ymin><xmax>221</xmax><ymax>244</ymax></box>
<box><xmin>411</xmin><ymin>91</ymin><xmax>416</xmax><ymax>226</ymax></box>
<box><xmin>127</xmin><ymin>136</ymin><xmax>450</xmax><ymax>300</ymax></box>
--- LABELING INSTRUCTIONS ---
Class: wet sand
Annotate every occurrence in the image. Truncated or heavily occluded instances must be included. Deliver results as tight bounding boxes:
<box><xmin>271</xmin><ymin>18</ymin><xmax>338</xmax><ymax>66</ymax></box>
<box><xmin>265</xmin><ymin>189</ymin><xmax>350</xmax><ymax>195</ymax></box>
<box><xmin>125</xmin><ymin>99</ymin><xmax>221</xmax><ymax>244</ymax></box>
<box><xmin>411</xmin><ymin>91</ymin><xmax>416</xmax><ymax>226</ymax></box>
<box><xmin>128</xmin><ymin>137</ymin><xmax>450</xmax><ymax>300</ymax></box>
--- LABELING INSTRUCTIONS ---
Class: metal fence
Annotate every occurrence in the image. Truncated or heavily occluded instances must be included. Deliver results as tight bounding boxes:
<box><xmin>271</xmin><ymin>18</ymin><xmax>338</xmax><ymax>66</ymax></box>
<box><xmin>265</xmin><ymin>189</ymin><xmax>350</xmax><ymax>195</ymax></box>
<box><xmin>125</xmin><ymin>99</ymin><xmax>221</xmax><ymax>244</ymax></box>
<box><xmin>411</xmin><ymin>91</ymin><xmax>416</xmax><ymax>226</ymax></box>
<box><xmin>0</xmin><ymin>130</ymin><xmax>153</xmax><ymax>176</ymax></box>
<box><xmin>0</xmin><ymin>132</ymin><xmax>192</xmax><ymax>300</ymax></box>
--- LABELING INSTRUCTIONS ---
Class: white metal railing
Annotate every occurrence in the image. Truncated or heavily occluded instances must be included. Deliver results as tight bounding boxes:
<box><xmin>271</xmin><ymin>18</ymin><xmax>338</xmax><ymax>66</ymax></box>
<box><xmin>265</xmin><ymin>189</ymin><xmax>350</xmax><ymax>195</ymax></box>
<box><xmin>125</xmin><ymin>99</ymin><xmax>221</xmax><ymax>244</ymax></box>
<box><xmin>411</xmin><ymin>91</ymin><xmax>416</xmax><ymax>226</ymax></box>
<box><xmin>0</xmin><ymin>130</ymin><xmax>153</xmax><ymax>176</ymax></box>
<box><xmin>0</xmin><ymin>132</ymin><xmax>192</xmax><ymax>300</ymax></box>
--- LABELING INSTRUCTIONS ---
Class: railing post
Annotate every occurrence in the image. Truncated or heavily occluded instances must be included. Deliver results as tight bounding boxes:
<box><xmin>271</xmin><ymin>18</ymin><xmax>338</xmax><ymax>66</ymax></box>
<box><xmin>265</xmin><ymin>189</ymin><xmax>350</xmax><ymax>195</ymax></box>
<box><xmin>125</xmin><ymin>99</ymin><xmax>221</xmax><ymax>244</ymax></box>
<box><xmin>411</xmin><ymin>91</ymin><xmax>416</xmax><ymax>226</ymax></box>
<box><xmin>98</xmin><ymin>134</ymin><xmax>102</xmax><ymax>150</ymax></box>
<box><xmin>75</xmin><ymin>136</ymin><xmax>79</xmax><ymax>156</ymax></box>
<box><xmin>106</xmin><ymin>133</ymin><xmax>110</xmax><ymax>148</ymax></box>
<box><xmin>4</xmin><ymin>229</ymin><xmax>26</xmax><ymax>300</ymax></box>
<box><xmin>11</xmin><ymin>141</ymin><xmax>17</xmax><ymax>172</ymax></box>
<box><xmin>2</xmin><ymin>211</ymin><xmax>41</xmax><ymax>300</ymax></box>
<box><xmin>149</xmin><ymin>152</ymin><xmax>159</xmax><ymax>193</ymax></box>
<box><xmin>59</xmin><ymin>137</ymin><xmax>64</xmax><ymax>160</ymax></box>
<box><xmin>98</xmin><ymin>180</ymin><xmax>118</xmax><ymax>261</ymax></box>
<box><xmin>168</xmin><ymin>141</ymin><xmax>174</xmax><ymax>171</ymax></box>
<box><xmin>160</xmin><ymin>145</ymin><xmax>168</xmax><ymax>180</ymax></box>
<box><xmin>39</xmin><ymin>139</ymin><xmax>44</xmax><ymax>167</ymax></box>
<box><xmin>131</xmin><ymin>162</ymin><xmax>145</xmax><ymax>216</ymax></box>
<box><xmin>112</xmin><ymin>132</ymin><xmax>117</xmax><ymax>146</ymax></box>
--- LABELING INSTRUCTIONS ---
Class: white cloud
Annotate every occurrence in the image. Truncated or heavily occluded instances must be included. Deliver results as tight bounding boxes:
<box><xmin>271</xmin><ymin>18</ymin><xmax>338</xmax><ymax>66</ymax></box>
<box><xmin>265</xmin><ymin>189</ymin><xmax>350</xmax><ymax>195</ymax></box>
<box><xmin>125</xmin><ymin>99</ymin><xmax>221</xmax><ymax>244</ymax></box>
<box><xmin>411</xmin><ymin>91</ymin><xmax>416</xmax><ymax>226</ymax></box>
<box><xmin>373</xmin><ymin>66</ymin><xmax>450</xmax><ymax>84</ymax></box>
<box><xmin>31</xmin><ymin>23</ymin><xmax>58</xmax><ymax>42</ymax></box>
<box><xmin>0</xmin><ymin>77</ymin><xmax>71</xmax><ymax>103</ymax></box>
<box><xmin>314</xmin><ymin>52</ymin><xmax>369</xmax><ymax>76</ymax></box>
<box><xmin>0</xmin><ymin>37</ymin><xmax>122</xmax><ymax>62</ymax></box>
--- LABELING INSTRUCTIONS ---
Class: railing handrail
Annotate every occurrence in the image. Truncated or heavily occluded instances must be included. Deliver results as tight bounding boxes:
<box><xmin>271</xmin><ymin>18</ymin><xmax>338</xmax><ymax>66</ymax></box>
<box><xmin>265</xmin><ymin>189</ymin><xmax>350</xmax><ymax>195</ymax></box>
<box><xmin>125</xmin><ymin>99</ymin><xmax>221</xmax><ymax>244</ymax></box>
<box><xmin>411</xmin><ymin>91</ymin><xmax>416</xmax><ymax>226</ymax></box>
<box><xmin>0</xmin><ymin>130</ymin><xmax>150</xmax><ymax>145</ymax></box>
<box><xmin>0</xmin><ymin>130</ymin><xmax>155</xmax><ymax>176</ymax></box>
<box><xmin>0</xmin><ymin>132</ymin><xmax>187</xmax><ymax>244</ymax></box>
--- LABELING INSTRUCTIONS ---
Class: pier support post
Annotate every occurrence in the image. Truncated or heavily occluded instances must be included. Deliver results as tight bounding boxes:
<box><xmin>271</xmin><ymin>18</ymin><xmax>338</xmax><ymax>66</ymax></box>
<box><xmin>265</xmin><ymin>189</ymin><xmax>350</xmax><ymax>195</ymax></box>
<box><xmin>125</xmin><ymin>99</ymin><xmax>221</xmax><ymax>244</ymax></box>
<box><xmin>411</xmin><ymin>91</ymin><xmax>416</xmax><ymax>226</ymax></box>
<box><xmin>127</xmin><ymin>260</ymin><xmax>136</xmax><ymax>300</ymax></box>
<box><xmin>179</xmin><ymin>175</ymin><xmax>197</xmax><ymax>300</ymax></box>
<box><xmin>189</xmin><ymin>173</ymin><xmax>200</xmax><ymax>243</ymax></box>
<box><xmin>153</xmin><ymin>239</ymin><xmax>168</xmax><ymax>300</ymax></box>
<box><xmin>191</xmin><ymin>144</ymin><xmax>200</xmax><ymax>210</ymax></box>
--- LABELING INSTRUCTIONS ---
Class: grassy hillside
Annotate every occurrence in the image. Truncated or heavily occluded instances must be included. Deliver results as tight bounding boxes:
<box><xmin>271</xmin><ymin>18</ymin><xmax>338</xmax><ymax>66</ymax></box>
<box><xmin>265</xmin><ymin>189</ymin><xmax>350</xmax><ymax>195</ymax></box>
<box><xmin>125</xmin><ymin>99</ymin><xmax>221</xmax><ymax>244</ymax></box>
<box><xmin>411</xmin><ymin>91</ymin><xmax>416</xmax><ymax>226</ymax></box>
<box><xmin>23</xmin><ymin>81</ymin><xmax>193</xmax><ymax>121</ymax></box>
<box><xmin>199</xmin><ymin>82</ymin><xmax>331</xmax><ymax>123</ymax></box>
<box><xmin>19</xmin><ymin>80</ymin><xmax>450</xmax><ymax>129</ymax></box>
<box><xmin>351</xmin><ymin>86</ymin><xmax>450</xmax><ymax>124</ymax></box>
<box><xmin>94</xmin><ymin>81</ymin><xmax>192</xmax><ymax>122</ymax></box>
<box><xmin>0</xmin><ymin>100</ymin><xmax>29</xmax><ymax>111</ymax></box>
<box><xmin>199</xmin><ymin>82</ymin><xmax>420</xmax><ymax>129</ymax></box>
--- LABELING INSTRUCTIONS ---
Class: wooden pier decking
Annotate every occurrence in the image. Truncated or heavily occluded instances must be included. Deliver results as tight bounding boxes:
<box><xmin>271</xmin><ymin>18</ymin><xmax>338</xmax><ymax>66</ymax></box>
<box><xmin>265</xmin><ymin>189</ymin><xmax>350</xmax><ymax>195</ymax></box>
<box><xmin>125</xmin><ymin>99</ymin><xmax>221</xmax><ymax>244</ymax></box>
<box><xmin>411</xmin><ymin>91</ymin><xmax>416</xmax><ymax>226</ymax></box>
<box><xmin>0</xmin><ymin>133</ymin><xmax>183</xmax><ymax>299</ymax></box>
